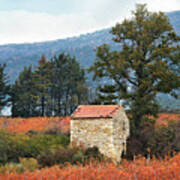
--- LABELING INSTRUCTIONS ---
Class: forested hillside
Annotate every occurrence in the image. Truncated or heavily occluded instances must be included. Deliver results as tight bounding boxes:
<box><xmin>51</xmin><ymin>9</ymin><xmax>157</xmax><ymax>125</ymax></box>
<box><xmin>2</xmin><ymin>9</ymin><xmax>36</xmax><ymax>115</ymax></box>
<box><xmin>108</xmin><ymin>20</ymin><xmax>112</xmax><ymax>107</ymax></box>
<box><xmin>1</xmin><ymin>11</ymin><xmax>179</xmax><ymax>81</ymax></box>
<box><xmin>0</xmin><ymin>11</ymin><xmax>180</xmax><ymax>110</ymax></box>
<box><xmin>0</xmin><ymin>29</ymin><xmax>113</xmax><ymax>82</ymax></box>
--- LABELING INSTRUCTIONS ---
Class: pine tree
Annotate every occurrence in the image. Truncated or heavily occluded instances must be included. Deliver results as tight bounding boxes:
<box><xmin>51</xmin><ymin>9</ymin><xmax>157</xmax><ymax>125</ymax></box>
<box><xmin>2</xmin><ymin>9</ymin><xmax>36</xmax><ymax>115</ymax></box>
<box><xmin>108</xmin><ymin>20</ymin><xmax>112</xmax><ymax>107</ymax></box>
<box><xmin>51</xmin><ymin>53</ymin><xmax>88</xmax><ymax>115</ymax></box>
<box><xmin>0</xmin><ymin>64</ymin><xmax>10</xmax><ymax>114</ymax></box>
<box><xmin>34</xmin><ymin>55</ymin><xmax>52</xmax><ymax>116</ymax></box>
<box><xmin>11</xmin><ymin>53</ymin><xmax>89</xmax><ymax>117</ymax></box>
<box><xmin>11</xmin><ymin>66</ymin><xmax>39</xmax><ymax>117</ymax></box>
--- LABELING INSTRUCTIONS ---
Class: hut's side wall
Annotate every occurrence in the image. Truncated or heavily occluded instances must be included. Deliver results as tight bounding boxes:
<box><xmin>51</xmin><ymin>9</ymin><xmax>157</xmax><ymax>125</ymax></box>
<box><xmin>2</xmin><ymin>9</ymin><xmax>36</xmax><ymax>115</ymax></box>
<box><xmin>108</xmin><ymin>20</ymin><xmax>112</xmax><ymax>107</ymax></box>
<box><xmin>70</xmin><ymin>118</ymin><xmax>117</xmax><ymax>160</ymax></box>
<box><xmin>112</xmin><ymin>108</ymin><xmax>130</xmax><ymax>162</ymax></box>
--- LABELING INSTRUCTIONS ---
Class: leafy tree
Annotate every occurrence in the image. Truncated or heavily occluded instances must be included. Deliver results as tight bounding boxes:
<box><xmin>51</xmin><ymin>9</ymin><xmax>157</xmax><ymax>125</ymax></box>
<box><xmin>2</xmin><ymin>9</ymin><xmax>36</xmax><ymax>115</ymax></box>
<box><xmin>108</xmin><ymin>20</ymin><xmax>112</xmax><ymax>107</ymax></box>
<box><xmin>90</xmin><ymin>4</ymin><xmax>180</xmax><ymax>132</ymax></box>
<box><xmin>0</xmin><ymin>64</ymin><xmax>10</xmax><ymax>114</ymax></box>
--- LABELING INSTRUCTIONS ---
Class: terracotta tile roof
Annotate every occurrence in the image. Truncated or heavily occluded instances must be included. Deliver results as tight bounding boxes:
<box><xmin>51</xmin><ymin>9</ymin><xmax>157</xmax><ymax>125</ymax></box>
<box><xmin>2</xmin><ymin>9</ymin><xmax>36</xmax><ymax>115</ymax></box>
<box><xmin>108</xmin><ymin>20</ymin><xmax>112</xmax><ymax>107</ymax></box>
<box><xmin>71</xmin><ymin>105</ymin><xmax>122</xmax><ymax>119</ymax></box>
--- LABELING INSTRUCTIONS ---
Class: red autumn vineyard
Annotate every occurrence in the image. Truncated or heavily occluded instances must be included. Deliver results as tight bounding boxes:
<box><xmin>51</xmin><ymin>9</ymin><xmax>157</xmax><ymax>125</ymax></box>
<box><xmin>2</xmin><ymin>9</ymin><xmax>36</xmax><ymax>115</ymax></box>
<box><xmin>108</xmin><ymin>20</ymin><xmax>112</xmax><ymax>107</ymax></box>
<box><xmin>155</xmin><ymin>113</ymin><xmax>180</xmax><ymax>125</ymax></box>
<box><xmin>0</xmin><ymin>116</ymin><xmax>70</xmax><ymax>134</ymax></box>
<box><xmin>0</xmin><ymin>113</ymin><xmax>179</xmax><ymax>134</ymax></box>
<box><xmin>1</xmin><ymin>153</ymin><xmax>180</xmax><ymax>180</ymax></box>
<box><xmin>0</xmin><ymin>114</ymin><xmax>179</xmax><ymax>180</ymax></box>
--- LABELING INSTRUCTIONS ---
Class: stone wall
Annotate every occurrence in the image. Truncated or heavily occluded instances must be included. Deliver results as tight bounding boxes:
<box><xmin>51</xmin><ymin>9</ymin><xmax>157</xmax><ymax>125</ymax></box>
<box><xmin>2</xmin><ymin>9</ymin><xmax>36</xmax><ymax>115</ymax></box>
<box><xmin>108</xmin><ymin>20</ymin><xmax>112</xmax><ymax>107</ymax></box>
<box><xmin>112</xmin><ymin>108</ymin><xmax>130</xmax><ymax>162</ymax></box>
<box><xmin>70</xmin><ymin>109</ymin><xmax>130</xmax><ymax>162</ymax></box>
<box><xmin>70</xmin><ymin>118</ymin><xmax>117</xmax><ymax>160</ymax></box>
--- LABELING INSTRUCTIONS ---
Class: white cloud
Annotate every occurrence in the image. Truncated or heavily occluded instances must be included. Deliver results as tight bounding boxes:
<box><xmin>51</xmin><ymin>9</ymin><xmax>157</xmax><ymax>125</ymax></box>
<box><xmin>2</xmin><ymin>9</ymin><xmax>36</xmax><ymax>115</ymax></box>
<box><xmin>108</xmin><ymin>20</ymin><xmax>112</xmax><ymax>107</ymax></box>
<box><xmin>141</xmin><ymin>0</ymin><xmax>180</xmax><ymax>12</ymax></box>
<box><xmin>0</xmin><ymin>10</ymin><xmax>101</xmax><ymax>44</ymax></box>
<box><xmin>0</xmin><ymin>9</ymin><xmax>126</xmax><ymax>45</ymax></box>
<box><xmin>0</xmin><ymin>0</ymin><xmax>179</xmax><ymax>45</ymax></box>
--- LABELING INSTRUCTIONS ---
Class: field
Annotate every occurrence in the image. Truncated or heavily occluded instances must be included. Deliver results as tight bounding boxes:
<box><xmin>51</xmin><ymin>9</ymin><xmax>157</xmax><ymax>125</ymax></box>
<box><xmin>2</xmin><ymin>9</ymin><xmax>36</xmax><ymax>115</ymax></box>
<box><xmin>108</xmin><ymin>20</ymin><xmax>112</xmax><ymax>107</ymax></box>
<box><xmin>0</xmin><ymin>113</ymin><xmax>179</xmax><ymax>134</ymax></box>
<box><xmin>1</xmin><ymin>152</ymin><xmax>180</xmax><ymax>179</ymax></box>
<box><xmin>0</xmin><ymin>116</ymin><xmax>70</xmax><ymax>134</ymax></box>
<box><xmin>155</xmin><ymin>113</ymin><xmax>180</xmax><ymax>125</ymax></box>
<box><xmin>0</xmin><ymin>114</ymin><xmax>180</xmax><ymax>180</ymax></box>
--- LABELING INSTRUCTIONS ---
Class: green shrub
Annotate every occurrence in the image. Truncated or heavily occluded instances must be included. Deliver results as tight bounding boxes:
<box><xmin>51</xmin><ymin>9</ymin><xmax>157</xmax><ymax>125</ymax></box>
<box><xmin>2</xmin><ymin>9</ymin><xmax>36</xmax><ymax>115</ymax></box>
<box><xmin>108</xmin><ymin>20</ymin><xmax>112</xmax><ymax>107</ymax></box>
<box><xmin>36</xmin><ymin>149</ymin><xmax>55</xmax><ymax>167</ymax></box>
<box><xmin>18</xmin><ymin>133</ymin><xmax>69</xmax><ymax>158</ymax></box>
<box><xmin>0</xmin><ymin>130</ymin><xmax>70</xmax><ymax>164</ymax></box>
<box><xmin>84</xmin><ymin>146</ymin><xmax>104</xmax><ymax>161</ymax></box>
<box><xmin>0</xmin><ymin>163</ymin><xmax>24</xmax><ymax>174</ymax></box>
<box><xmin>0</xmin><ymin>130</ymin><xmax>15</xmax><ymax>164</ymax></box>
<box><xmin>19</xmin><ymin>157</ymin><xmax>39</xmax><ymax>172</ymax></box>
<box><xmin>37</xmin><ymin>146</ymin><xmax>104</xmax><ymax>167</ymax></box>
<box><xmin>125</xmin><ymin>120</ymin><xmax>180</xmax><ymax>159</ymax></box>
<box><xmin>72</xmin><ymin>151</ymin><xmax>85</xmax><ymax>164</ymax></box>
<box><xmin>0</xmin><ymin>158</ymin><xmax>39</xmax><ymax>174</ymax></box>
<box><xmin>147</xmin><ymin>122</ymin><xmax>177</xmax><ymax>158</ymax></box>
<box><xmin>37</xmin><ymin>146</ymin><xmax>78</xmax><ymax>167</ymax></box>
<box><xmin>54</xmin><ymin>146</ymin><xmax>77</xmax><ymax>164</ymax></box>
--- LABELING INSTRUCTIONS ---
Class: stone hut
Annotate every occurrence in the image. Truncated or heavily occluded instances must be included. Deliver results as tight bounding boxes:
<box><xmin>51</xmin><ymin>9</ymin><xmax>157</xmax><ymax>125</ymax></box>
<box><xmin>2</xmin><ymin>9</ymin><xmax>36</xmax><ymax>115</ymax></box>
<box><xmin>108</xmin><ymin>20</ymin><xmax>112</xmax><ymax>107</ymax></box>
<box><xmin>70</xmin><ymin>105</ymin><xmax>130</xmax><ymax>162</ymax></box>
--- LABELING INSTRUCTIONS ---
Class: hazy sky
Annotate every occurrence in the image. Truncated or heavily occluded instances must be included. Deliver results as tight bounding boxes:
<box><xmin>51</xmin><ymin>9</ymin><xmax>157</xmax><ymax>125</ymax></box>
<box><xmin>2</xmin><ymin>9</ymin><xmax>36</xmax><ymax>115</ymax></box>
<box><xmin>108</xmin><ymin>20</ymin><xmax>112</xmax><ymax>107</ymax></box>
<box><xmin>0</xmin><ymin>0</ymin><xmax>180</xmax><ymax>44</ymax></box>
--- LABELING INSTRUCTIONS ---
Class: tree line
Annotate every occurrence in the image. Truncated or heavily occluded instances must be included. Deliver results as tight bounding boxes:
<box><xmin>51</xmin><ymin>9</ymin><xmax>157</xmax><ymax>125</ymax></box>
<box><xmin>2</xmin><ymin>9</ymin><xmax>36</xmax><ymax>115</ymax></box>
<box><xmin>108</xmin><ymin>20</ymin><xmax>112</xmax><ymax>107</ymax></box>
<box><xmin>0</xmin><ymin>53</ymin><xmax>88</xmax><ymax>117</ymax></box>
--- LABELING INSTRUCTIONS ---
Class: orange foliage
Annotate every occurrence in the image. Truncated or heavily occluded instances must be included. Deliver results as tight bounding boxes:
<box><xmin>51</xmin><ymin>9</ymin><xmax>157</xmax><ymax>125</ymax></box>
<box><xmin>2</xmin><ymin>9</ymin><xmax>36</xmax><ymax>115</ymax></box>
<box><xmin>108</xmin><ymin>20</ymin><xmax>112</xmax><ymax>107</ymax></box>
<box><xmin>0</xmin><ymin>113</ymin><xmax>180</xmax><ymax>134</ymax></box>
<box><xmin>1</xmin><ymin>153</ymin><xmax>180</xmax><ymax>179</ymax></box>
<box><xmin>0</xmin><ymin>117</ymin><xmax>70</xmax><ymax>134</ymax></box>
<box><xmin>156</xmin><ymin>113</ymin><xmax>180</xmax><ymax>126</ymax></box>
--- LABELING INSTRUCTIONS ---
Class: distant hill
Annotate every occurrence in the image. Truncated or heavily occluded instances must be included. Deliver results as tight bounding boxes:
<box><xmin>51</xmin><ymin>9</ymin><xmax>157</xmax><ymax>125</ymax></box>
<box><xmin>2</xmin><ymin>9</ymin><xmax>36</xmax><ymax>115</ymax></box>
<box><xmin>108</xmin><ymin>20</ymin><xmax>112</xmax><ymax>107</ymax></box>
<box><xmin>0</xmin><ymin>10</ymin><xmax>180</xmax><ymax>110</ymax></box>
<box><xmin>0</xmin><ymin>28</ymin><xmax>114</xmax><ymax>83</ymax></box>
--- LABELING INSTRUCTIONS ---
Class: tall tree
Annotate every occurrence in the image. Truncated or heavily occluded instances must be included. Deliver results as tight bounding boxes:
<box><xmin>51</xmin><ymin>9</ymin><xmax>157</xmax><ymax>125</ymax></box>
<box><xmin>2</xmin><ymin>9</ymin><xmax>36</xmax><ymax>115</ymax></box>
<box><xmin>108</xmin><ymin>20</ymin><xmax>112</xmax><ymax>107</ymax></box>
<box><xmin>51</xmin><ymin>54</ymin><xmax>68</xmax><ymax>115</ymax></box>
<box><xmin>11</xmin><ymin>53</ymin><xmax>88</xmax><ymax>117</ymax></box>
<box><xmin>0</xmin><ymin>64</ymin><xmax>10</xmax><ymax>114</ymax></box>
<box><xmin>90</xmin><ymin>4</ymin><xmax>180</xmax><ymax>132</ymax></box>
<box><xmin>51</xmin><ymin>53</ymin><xmax>88</xmax><ymax>116</ymax></box>
<box><xmin>34</xmin><ymin>55</ymin><xmax>52</xmax><ymax>116</ymax></box>
<box><xmin>11</xmin><ymin>66</ymin><xmax>39</xmax><ymax>117</ymax></box>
